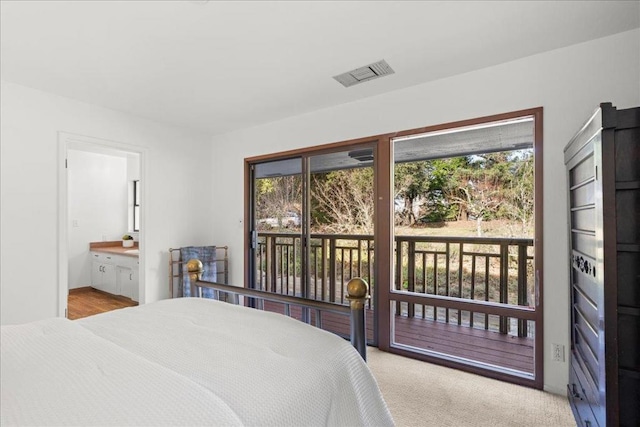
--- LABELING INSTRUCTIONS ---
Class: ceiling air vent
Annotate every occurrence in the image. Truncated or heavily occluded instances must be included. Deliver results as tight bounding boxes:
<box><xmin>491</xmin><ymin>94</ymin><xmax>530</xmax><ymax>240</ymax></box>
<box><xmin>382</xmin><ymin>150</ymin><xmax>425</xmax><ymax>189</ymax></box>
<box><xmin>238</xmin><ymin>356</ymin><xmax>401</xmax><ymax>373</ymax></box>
<box><xmin>333</xmin><ymin>60</ymin><xmax>395</xmax><ymax>88</ymax></box>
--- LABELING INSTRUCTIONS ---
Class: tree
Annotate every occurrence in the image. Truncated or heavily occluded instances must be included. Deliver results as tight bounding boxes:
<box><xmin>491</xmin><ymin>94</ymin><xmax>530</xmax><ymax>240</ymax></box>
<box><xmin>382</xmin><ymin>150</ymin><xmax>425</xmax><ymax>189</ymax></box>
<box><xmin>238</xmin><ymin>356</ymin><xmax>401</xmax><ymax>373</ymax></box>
<box><xmin>443</xmin><ymin>153</ymin><xmax>513</xmax><ymax>235</ymax></box>
<box><xmin>452</xmin><ymin>176</ymin><xmax>502</xmax><ymax>236</ymax></box>
<box><xmin>503</xmin><ymin>150</ymin><xmax>534</xmax><ymax>233</ymax></box>
<box><xmin>311</xmin><ymin>168</ymin><xmax>374</xmax><ymax>234</ymax></box>
<box><xmin>422</xmin><ymin>157</ymin><xmax>469</xmax><ymax>222</ymax></box>
<box><xmin>254</xmin><ymin>148</ymin><xmax>534</xmax><ymax>237</ymax></box>
<box><xmin>255</xmin><ymin>175</ymin><xmax>301</xmax><ymax>228</ymax></box>
<box><xmin>394</xmin><ymin>162</ymin><xmax>430</xmax><ymax>225</ymax></box>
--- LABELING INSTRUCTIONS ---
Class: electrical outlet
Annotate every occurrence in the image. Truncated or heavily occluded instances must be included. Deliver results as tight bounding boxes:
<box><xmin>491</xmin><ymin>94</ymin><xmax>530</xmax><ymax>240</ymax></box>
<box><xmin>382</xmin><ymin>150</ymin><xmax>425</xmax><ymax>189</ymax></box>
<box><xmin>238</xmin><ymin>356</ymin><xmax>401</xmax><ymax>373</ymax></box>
<box><xmin>552</xmin><ymin>343</ymin><xmax>565</xmax><ymax>362</ymax></box>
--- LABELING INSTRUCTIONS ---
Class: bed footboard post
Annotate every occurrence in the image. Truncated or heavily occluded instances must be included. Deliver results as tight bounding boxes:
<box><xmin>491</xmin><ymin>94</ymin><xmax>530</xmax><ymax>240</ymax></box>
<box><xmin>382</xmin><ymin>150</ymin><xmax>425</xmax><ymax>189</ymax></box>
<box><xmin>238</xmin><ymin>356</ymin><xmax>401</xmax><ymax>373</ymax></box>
<box><xmin>346</xmin><ymin>278</ymin><xmax>370</xmax><ymax>361</ymax></box>
<box><xmin>187</xmin><ymin>259</ymin><xmax>204</xmax><ymax>297</ymax></box>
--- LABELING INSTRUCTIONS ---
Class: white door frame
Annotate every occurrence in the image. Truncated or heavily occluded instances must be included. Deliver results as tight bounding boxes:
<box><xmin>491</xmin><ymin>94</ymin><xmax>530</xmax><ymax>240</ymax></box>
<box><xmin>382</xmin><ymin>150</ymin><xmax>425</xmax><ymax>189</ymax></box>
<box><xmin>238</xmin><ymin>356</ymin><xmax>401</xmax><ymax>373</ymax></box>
<box><xmin>57</xmin><ymin>131</ymin><xmax>147</xmax><ymax>317</ymax></box>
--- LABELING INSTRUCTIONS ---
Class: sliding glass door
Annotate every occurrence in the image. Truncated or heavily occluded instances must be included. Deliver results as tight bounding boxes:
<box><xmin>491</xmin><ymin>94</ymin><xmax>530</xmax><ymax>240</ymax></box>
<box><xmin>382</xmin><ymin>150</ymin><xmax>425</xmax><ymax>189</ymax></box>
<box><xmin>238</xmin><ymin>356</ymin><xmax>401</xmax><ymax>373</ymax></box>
<box><xmin>249</xmin><ymin>145</ymin><xmax>377</xmax><ymax>342</ymax></box>
<box><xmin>245</xmin><ymin>108</ymin><xmax>543</xmax><ymax>388</ymax></box>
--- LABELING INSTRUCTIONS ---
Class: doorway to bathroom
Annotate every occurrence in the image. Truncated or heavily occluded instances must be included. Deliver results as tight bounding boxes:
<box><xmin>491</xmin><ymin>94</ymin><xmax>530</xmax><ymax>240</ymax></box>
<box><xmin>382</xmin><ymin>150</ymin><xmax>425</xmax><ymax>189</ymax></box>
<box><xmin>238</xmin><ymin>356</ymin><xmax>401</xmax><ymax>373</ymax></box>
<box><xmin>58</xmin><ymin>132</ymin><xmax>145</xmax><ymax>319</ymax></box>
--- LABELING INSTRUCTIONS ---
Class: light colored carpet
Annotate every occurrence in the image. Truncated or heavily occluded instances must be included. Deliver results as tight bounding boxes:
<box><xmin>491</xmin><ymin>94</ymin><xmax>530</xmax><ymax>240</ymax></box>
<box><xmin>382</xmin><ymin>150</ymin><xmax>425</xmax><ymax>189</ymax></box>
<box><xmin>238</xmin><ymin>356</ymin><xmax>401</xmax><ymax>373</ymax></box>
<box><xmin>367</xmin><ymin>348</ymin><xmax>575</xmax><ymax>427</ymax></box>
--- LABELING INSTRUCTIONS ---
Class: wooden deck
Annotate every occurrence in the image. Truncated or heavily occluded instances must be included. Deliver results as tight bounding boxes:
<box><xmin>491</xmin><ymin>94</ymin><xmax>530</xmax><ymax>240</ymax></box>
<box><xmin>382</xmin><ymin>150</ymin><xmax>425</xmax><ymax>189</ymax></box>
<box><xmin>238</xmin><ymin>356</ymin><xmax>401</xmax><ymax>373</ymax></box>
<box><xmin>392</xmin><ymin>315</ymin><xmax>534</xmax><ymax>373</ymax></box>
<box><xmin>262</xmin><ymin>301</ymin><xmax>533</xmax><ymax>374</ymax></box>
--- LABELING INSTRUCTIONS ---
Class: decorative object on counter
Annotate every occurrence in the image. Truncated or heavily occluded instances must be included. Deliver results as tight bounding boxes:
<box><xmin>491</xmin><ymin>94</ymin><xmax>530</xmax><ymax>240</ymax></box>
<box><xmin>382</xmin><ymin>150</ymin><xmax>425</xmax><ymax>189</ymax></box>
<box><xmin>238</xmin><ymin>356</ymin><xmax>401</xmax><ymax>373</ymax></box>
<box><xmin>122</xmin><ymin>234</ymin><xmax>134</xmax><ymax>248</ymax></box>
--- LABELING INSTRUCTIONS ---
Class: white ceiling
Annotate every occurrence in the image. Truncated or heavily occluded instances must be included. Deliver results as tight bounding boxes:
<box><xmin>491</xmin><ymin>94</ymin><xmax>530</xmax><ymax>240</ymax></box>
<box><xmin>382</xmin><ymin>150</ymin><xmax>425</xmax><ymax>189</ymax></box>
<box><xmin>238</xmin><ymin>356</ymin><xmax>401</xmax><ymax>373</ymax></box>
<box><xmin>1</xmin><ymin>1</ymin><xmax>638</xmax><ymax>136</ymax></box>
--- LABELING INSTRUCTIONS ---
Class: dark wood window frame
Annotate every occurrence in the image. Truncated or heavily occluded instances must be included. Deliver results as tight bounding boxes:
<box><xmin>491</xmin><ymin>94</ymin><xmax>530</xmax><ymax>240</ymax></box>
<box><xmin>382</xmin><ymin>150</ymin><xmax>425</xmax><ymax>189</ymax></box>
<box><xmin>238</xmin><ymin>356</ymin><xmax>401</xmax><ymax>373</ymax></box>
<box><xmin>244</xmin><ymin>107</ymin><xmax>544</xmax><ymax>389</ymax></box>
<box><xmin>133</xmin><ymin>180</ymin><xmax>140</xmax><ymax>232</ymax></box>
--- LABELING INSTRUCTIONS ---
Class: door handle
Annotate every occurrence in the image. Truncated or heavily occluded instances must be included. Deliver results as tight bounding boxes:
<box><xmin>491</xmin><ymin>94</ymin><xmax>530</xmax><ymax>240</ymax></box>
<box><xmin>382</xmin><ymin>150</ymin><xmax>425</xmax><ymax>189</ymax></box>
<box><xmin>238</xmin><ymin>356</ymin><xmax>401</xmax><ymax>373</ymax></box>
<box><xmin>535</xmin><ymin>270</ymin><xmax>540</xmax><ymax>307</ymax></box>
<box><xmin>251</xmin><ymin>230</ymin><xmax>258</xmax><ymax>249</ymax></box>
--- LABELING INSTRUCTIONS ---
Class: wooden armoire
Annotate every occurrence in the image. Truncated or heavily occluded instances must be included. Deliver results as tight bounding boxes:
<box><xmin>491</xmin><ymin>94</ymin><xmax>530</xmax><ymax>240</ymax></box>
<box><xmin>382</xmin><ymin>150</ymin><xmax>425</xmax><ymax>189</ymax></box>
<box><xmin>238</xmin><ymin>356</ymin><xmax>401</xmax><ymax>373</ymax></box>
<box><xmin>564</xmin><ymin>102</ymin><xmax>639</xmax><ymax>426</ymax></box>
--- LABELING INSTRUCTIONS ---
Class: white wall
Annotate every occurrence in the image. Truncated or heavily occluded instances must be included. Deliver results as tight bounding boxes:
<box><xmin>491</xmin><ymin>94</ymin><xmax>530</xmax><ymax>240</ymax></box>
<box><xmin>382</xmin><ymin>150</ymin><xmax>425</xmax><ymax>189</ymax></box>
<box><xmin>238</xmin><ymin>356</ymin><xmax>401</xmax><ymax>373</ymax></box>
<box><xmin>67</xmin><ymin>150</ymin><xmax>128</xmax><ymax>289</ymax></box>
<box><xmin>209</xmin><ymin>29</ymin><xmax>640</xmax><ymax>394</ymax></box>
<box><xmin>127</xmin><ymin>153</ymin><xmax>141</xmax><ymax>182</ymax></box>
<box><xmin>0</xmin><ymin>81</ymin><xmax>215</xmax><ymax>325</ymax></box>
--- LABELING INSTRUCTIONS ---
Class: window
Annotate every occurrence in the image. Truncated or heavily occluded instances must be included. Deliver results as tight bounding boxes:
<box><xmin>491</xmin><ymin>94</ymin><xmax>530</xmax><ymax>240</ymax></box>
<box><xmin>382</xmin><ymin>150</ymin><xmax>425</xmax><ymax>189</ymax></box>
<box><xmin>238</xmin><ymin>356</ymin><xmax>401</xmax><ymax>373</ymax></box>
<box><xmin>133</xmin><ymin>180</ymin><xmax>140</xmax><ymax>232</ymax></box>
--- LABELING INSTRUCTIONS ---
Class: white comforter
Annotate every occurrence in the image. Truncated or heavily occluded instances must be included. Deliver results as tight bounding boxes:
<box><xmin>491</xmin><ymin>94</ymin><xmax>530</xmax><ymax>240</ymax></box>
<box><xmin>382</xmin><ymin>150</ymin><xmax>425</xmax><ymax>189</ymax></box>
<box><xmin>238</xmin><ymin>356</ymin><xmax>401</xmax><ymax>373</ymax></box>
<box><xmin>1</xmin><ymin>317</ymin><xmax>243</xmax><ymax>426</ymax></box>
<box><xmin>1</xmin><ymin>298</ymin><xmax>393</xmax><ymax>426</ymax></box>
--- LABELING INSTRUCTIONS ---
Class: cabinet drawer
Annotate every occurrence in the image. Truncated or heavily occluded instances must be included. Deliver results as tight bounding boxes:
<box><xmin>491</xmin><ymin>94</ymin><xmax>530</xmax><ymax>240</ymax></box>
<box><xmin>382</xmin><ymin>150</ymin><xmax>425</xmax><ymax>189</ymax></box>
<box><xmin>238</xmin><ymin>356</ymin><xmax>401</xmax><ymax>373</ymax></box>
<box><xmin>570</xmin><ymin>154</ymin><xmax>594</xmax><ymax>187</ymax></box>
<box><xmin>569</xmin><ymin>368</ymin><xmax>598</xmax><ymax>426</ymax></box>
<box><xmin>109</xmin><ymin>254</ymin><xmax>138</xmax><ymax>268</ymax></box>
<box><xmin>568</xmin><ymin>384</ymin><xmax>598</xmax><ymax>427</ymax></box>
<box><xmin>571</xmin><ymin>207</ymin><xmax>595</xmax><ymax>233</ymax></box>
<box><xmin>572</xmin><ymin>232</ymin><xmax>596</xmax><ymax>259</ymax></box>
<box><xmin>572</xmin><ymin>266</ymin><xmax>598</xmax><ymax>306</ymax></box>
<box><xmin>91</xmin><ymin>252</ymin><xmax>115</xmax><ymax>264</ymax></box>
<box><xmin>570</xmin><ymin>179</ymin><xmax>595</xmax><ymax>208</ymax></box>
<box><xmin>570</xmin><ymin>355</ymin><xmax>603</xmax><ymax>426</ymax></box>
<box><xmin>568</xmin><ymin>390</ymin><xmax>596</xmax><ymax>426</ymax></box>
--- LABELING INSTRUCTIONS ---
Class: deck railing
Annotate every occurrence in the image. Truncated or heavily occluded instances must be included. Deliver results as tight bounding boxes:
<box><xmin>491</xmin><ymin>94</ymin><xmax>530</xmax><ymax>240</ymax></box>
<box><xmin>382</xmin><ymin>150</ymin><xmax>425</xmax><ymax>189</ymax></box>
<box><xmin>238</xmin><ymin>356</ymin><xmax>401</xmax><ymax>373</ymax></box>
<box><xmin>256</xmin><ymin>233</ymin><xmax>375</xmax><ymax>307</ymax></box>
<box><xmin>256</xmin><ymin>232</ymin><xmax>534</xmax><ymax>337</ymax></box>
<box><xmin>394</xmin><ymin>235</ymin><xmax>534</xmax><ymax>337</ymax></box>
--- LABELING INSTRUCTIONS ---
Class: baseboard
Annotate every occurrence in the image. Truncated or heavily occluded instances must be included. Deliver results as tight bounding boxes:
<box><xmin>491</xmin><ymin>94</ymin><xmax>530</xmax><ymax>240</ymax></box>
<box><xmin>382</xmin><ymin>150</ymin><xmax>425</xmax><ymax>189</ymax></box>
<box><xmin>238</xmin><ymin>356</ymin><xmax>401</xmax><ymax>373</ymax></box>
<box><xmin>69</xmin><ymin>286</ymin><xmax>93</xmax><ymax>294</ymax></box>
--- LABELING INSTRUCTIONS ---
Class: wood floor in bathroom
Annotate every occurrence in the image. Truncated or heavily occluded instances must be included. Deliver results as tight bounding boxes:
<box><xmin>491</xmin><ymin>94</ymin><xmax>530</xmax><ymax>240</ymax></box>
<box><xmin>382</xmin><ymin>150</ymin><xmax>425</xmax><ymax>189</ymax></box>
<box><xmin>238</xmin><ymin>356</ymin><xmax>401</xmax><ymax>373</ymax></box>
<box><xmin>67</xmin><ymin>287</ymin><xmax>137</xmax><ymax>320</ymax></box>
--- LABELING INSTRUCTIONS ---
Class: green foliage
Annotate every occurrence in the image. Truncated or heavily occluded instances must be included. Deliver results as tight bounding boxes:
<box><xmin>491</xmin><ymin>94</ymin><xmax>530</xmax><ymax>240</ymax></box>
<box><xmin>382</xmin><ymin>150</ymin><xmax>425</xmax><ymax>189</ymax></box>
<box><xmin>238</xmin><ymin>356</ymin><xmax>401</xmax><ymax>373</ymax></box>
<box><xmin>391</xmin><ymin>150</ymin><xmax>534</xmax><ymax>234</ymax></box>
<box><xmin>394</xmin><ymin>162</ymin><xmax>430</xmax><ymax>225</ymax></box>
<box><xmin>254</xmin><ymin>148</ymin><xmax>534</xmax><ymax>236</ymax></box>
<box><xmin>255</xmin><ymin>175</ymin><xmax>302</xmax><ymax>228</ymax></box>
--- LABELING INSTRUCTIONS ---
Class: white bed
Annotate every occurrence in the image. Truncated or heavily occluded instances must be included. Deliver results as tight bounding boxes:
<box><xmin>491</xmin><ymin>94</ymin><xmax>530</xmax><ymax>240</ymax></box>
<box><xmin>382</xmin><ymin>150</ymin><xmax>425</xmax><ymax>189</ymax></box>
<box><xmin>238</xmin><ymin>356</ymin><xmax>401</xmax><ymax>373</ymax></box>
<box><xmin>1</xmin><ymin>298</ymin><xmax>393</xmax><ymax>426</ymax></box>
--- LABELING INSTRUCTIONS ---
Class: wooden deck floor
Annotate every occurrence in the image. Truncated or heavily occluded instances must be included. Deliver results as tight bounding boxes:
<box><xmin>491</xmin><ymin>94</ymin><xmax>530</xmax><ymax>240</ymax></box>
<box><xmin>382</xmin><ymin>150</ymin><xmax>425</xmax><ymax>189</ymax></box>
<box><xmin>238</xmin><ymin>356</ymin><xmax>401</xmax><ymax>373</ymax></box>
<box><xmin>392</xmin><ymin>315</ymin><xmax>534</xmax><ymax>373</ymax></box>
<box><xmin>262</xmin><ymin>301</ymin><xmax>533</xmax><ymax>374</ymax></box>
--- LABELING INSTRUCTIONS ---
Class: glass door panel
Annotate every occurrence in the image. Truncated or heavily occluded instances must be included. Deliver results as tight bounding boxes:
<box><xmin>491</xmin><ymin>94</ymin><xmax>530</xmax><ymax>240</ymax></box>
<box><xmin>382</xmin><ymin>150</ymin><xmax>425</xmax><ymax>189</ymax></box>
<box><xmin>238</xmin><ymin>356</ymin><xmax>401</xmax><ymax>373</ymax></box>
<box><xmin>391</xmin><ymin>116</ymin><xmax>539</xmax><ymax>381</ymax></box>
<box><xmin>249</xmin><ymin>146</ymin><xmax>377</xmax><ymax>342</ymax></box>
<box><xmin>252</xmin><ymin>158</ymin><xmax>304</xmax><ymax>314</ymax></box>
<box><xmin>308</xmin><ymin>147</ymin><xmax>375</xmax><ymax>342</ymax></box>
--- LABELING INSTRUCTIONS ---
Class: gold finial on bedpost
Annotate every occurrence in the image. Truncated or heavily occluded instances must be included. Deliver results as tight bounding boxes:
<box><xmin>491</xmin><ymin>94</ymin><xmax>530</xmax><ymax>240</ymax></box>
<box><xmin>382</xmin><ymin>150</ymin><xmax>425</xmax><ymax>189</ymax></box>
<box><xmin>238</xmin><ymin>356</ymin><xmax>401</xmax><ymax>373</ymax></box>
<box><xmin>186</xmin><ymin>259</ymin><xmax>203</xmax><ymax>283</ymax></box>
<box><xmin>346</xmin><ymin>278</ymin><xmax>370</xmax><ymax>309</ymax></box>
<box><xmin>346</xmin><ymin>278</ymin><xmax>370</xmax><ymax>361</ymax></box>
